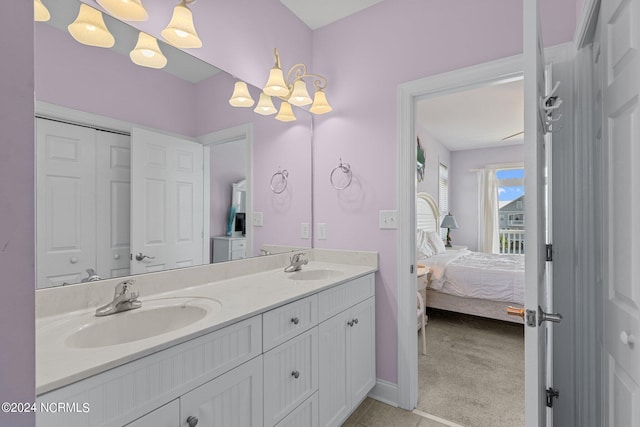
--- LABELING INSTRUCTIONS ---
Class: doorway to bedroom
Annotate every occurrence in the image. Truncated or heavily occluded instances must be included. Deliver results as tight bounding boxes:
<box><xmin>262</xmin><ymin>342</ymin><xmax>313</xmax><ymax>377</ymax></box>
<box><xmin>412</xmin><ymin>74</ymin><xmax>527</xmax><ymax>426</ymax></box>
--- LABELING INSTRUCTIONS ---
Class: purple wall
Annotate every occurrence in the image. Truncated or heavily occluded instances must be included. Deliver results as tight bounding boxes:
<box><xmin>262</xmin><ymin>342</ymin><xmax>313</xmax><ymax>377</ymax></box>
<box><xmin>311</xmin><ymin>0</ymin><xmax>576</xmax><ymax>384</ymax></box>
<box><xmin>450</xmin><ymin>145</ymin><xmax>525</xmax><ymax>251</ymax></box>
<box><xmin>0</xmin><ymin>3</ymin><xmax>35</xmax><ymax>426</ymax></box>
<box><xmin>416</xmin><ymin>127</ymin><xmax>451</xmax><ymax>200</ymax></box>
<box><xmin>36</xmin><ymin>23</ymin><xmax>197</xmax><ymax>137</ymax></box>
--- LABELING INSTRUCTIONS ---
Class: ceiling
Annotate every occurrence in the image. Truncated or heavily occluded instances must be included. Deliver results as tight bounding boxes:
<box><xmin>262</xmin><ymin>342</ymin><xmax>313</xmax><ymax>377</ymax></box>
<box><xmin>280</xmin><ymin>0</ymin><xmax>384</xmax><ymax>30</ymax></box>
<box><xmin>416</xmin><ymin>79</ymin><xmax>525</xmax><ymax>152</ymax></box>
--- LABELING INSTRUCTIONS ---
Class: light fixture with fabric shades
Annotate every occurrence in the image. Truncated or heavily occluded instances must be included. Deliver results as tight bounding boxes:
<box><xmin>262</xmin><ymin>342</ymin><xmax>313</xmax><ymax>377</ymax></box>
<box><xmin>275</xmin><ymin>101</ymin><xmax>296</xmax><ymax>122</ymax></box>
<box><xmin>230</xmin><ymin>48</ymin><xmax>332</xmax><ymax>122</ymax></box>
<box><xmin>68</xmin><ymin>4</ymin><xmax>115</xmax><ymax>48</ymax></box>
<box><xmin>34</xmin><ymin>0</ymin><xmax>51</xmax><ymax>22</ymax></box>
<box><xmin>440</xmin><ymin>213</ymin><xmax>459</xmax><ymax>247</ymax></box>
<box><xmin>97</xmin><ymin>0</ymin><xmax>148</xmax><ymax>22</ymax></box>
<box><xmin>254</xmin><ymin>92</ymin><xmax>277</xmax><ymax>115</ymax></box>
<box><xmin>229</xmin><ymin>82</ymin><xmax>255</xmax><ymax>107</ymax></box>
<box><xmin>161</xmin><ymin>0</ymin><xmax>202</xmax><ymax>49</ymax></box>
<box><xmin>130</xmin><ymin>32</ymin><xmax>167</xmax><ymax>69</ymax></box>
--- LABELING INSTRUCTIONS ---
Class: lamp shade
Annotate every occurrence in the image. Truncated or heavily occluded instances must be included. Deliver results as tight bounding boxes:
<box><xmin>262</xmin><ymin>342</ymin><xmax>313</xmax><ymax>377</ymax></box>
<box><xmin>34</xmin><ymin>0</ymin><xmax>51</xmax><ymax>22</ymax></box>
<box><xmin>97</xmin><ymin>0</ymin><xmax>148</xmax><ymax>21</ymax></box>
<box><xmin>68</xmin><ymin>4</ymin><xmax>115</xmax><ymax>48</ymax></box>
<box><xmin>263</xmin><ymin>67</ymin><xmax>289</xmax><ymax>97</ymax></box>
<box><xmin>440</xmin><ymin>213</ymin><xmax>459</xmax><ymax>229</ymax></box>
<box><xmin>254</xmin><ymin>92</ymin><xmax>277</xmax><ymax>115</ymax></box>
<box><xmin>130</xmin><ymin>32</ymin><xmax>167</xmax><ymax>69</ymax></box>
<box><xmin>275</xmin><ymin>101</ymin><xmax>296</xmax><ymax>122</ymax></box>
<box><xmin>309</xmin><ymin>89</ymin><xmax>332</xmax><ymax>114</ymax></box>
<box><xmin>161</xmin><ymin>1</ymin><xmax>202</xmax><ymax>48</ymax></box>
<box><xmin>229</xmin><ymin>82</ymin><xmax>255</xmax><ymax>107</ymax></box>
<box><xmin>288</xmin><ymin>79</ymin><xmax>313</xmax><ymax>107</ymax></box>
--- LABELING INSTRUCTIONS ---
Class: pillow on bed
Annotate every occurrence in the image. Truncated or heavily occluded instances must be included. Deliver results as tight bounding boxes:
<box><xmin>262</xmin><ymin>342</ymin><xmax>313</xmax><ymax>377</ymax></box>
<box><xmin>416</xmin><ymin>229</ymin><xmax>435</xmax><ymax>258</ymax></box>
<box><xmin>427</xmin><ymin>231</ymin><xmax>446</xmax><ymax>254</ymax></box>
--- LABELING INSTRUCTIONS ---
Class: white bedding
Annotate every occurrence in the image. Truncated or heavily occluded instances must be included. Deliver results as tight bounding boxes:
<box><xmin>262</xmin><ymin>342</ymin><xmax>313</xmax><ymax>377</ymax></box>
<box><xmin>420</xmin><ymin>250</ymin><xmax>525</xmax><ymax>305</ymax></box>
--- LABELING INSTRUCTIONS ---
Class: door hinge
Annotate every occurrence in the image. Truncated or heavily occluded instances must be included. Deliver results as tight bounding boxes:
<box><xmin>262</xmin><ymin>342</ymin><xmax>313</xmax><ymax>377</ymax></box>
<box><xmin>410</xmin><ymin>264</ymin><xmax>414</xmax><ymax>274</ymax></box>
<box><xmin>546</xmin><ymin>244</ymin><xmax>553</xmax><ymax>261</ymax></box>
<box><xmin>546</xmin><ymin>387</ymin><xmax>559</xmax><ymax>408</ymax></box>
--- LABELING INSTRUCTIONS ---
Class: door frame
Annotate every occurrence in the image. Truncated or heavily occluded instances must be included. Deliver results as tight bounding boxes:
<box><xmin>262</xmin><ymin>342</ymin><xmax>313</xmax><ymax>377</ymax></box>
<box><xmin>395</xmin><ymin>45</ymin><xmax>569</xmax><ymax>410</ymax></box>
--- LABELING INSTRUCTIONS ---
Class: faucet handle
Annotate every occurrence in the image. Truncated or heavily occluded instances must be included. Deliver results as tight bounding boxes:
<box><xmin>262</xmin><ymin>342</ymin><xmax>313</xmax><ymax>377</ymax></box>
<box><xmin>115</xmin><ymin>279</ymin><xmax>135</xmax><ymax>297</ymax></box>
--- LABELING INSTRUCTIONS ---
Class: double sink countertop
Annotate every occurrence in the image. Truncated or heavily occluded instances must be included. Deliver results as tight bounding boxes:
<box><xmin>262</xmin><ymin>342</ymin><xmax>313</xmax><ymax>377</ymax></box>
<box><xmin>36</xmin><ymin>250</ymin><xmax>377</xmax><ymax>396</ymax></box>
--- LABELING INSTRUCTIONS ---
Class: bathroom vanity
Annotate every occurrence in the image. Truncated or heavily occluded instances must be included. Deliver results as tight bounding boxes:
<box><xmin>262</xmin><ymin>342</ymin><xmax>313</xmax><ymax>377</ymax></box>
<box><xmin>36</xmin><ymin>250</ymin><xmax>377</xmax><ymax>427</ymax></box>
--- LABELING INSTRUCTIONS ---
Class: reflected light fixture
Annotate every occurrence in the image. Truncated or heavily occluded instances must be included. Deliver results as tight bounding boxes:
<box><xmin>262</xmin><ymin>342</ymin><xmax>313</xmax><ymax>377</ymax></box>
<box><xmin>130</xmin><ymin>32</ymin><xmax>167</xmax><ymax>69</ymax></box>
<box><xmin>230</xmin><ymin>48</ymin><xmax>332</xmax><ymax>122</ymax></box>
<box><xmin>68</xmin><ymin>4</ymin><xmax>115</xmax><ymax>48</ymax></box>
<box><xmin>161</xmin><ymin>0</ymin><xmax>202</xmax><ymax>49</ymax></box>
<box><xmin>34</xmin><ymin>0</ymin><xmax>51</xmax><ymax>22</ymax></box>
<box><xmin>229</xmin><ymin>82</ymin><xmax>255</xmax><ymax>107</ymax></box>
<box><xmin>254</xmin><ymin>92</ymin><xmax>277</xmax><ymax>115</ymax></box>
<box><xmin>97</xmin><ymin>0</ymin><xmax>149</xmax><ymax>22</ymax></box>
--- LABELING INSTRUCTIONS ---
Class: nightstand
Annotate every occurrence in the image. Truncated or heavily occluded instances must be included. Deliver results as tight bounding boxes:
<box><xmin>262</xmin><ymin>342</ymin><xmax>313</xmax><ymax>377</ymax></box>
<box><xmin>446</xmin><ymin>245</ymin><xmax>468</xmax><ymax>252</ymax></box>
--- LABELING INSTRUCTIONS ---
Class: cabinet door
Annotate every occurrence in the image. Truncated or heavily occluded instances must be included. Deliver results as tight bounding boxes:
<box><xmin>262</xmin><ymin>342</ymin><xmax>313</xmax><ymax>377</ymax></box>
<box><xmin>180</xmin><ymin>356</ymin><xmax>263</xmax><ymax>427</ymax></box>
<box><xmin>318</xmin><ymin>311</ymin><xmax>350</xmax><ymax>427</ymax></box>
<box><xmin>349</xmin><ymin>297</ymin><xmax>376</xmax><ymax>404</ymax></box>
<box><xmin>125</xmin><ymin>400</ymin><xmax>179</xmax><ymax>427</ymax></box>
<box><xmin>264</xmin><ymin>328</ymin><xmax>318</xmax><ymax>426</ymax></box>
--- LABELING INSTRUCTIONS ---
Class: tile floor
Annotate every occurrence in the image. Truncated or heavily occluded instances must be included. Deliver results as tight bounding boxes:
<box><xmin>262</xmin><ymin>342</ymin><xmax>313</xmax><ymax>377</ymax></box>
<box><xmin>343</xmin><ymin>398</ymin><xmax>456</xmax><ymax>427</ymax></box>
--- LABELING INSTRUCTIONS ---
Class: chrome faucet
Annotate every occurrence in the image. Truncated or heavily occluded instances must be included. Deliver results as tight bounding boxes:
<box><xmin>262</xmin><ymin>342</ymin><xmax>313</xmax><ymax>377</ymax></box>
<box><xmin>285</xmin><ymin>252</ymin><xmax>308</xmax><ymax>272</ymax></box>
<box><xmin>95</xmin><ymin>280</ymin><xmax>142</xmax><ymax>317</ymax></box>
<box><xmin>81</xmin><ymin>268</ymin><xmax>102</xmax><ymax>282</ymax></box>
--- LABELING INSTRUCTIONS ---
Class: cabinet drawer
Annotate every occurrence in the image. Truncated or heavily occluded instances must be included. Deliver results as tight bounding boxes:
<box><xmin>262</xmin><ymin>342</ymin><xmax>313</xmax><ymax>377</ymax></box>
<box><xmin>263</xmin><ymin>294</ymin><xmax>318</xmax><ymax>351</ymax></box>
<box><xmin>264</xmin><ymin>327</ymin><xmax>318</xmax><ymax>426</ymax></box>
<box><xmin>318</xmin><ymin>274</ymin><xmax>374</xmax><ymax>322</ymax></box>
<box><xmin>231</xmin><ymin>250</ymin><xmax>246</xmax><ymax>260</ymax></box>
<box><xmin>231</xmin><ymin>239</ymin><xmax>246</xmax><ymax>250</ymax></box>
<box><xmin>275</xmin><ymin>392</ymin><xmax>318</xmax><ymax>427</ymax></box>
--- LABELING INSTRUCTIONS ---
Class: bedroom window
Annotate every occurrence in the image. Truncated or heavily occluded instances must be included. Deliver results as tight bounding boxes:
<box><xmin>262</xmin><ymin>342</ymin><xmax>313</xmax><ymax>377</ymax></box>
<box><xmin>497</xmin><ymin>168</ymin><xmax>525</xmax><ymax>254</ymax></box>
<box><xmin>438</xmin><ymin>163</ymin><xmax>449</xmax><ymax>241</ymax></box>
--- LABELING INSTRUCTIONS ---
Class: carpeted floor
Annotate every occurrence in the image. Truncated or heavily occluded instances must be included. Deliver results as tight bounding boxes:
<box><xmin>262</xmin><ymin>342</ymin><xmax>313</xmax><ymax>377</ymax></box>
<box><xmin>417</xmin><ymin>309</ymin><xmax>525</xmax><ymax>427</ymax></box>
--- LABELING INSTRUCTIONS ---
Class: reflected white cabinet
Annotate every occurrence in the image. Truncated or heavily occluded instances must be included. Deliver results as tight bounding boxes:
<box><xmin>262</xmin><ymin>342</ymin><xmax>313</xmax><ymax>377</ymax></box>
<box><xmin>318</xmin><ymin>275</ymin><xmax>375</xmax><ymax>427</ymax></box>
<box><xmin>212</xmin><ymin>236</ymin><xmax>247</xmax><ymax>263</ymax></box>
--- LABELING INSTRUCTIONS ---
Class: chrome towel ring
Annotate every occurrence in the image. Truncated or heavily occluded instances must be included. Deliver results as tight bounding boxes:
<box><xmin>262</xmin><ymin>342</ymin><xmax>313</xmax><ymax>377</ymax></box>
<box><xmin>330</xmin><ymin>158</ymin><xmax>352</xmax><ymax>190</ymax></box>
<box><xmin>270</xmin><ymin>167</ymin><xmax>289</xmax><ymax>194</ymax></box>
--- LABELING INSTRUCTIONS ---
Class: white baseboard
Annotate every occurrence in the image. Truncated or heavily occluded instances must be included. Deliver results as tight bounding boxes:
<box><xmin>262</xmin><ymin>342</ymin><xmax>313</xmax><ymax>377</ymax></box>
<box><xmin>368</xmin><ymin>379</ymin><xmax>399</xmax><ymax>407</ymax></box>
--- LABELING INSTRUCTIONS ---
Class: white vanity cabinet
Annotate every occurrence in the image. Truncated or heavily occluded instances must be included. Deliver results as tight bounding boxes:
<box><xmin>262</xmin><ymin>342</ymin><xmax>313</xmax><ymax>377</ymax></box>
<box><xmin>318</xmin><ymin>275</ymin><xmax>376</xmax><ymax>427</ymax></box>
<box><xmin>211</xmin><ymin>236</ymin><xmax>247</xmax><ymax>263</ymax></box>
<box><xmin>125</xmin><ymin>400</ymin><xmax>179</xmax><ymax>427</ymax></box>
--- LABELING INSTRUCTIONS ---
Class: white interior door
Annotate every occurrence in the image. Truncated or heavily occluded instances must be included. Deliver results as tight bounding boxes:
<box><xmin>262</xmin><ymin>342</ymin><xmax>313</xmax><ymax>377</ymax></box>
<box><xmin>524</xmin><ymin>0</ymin><xmax>551</xmax><ymax>424</ymax></box>
<box><xmin>130</xmin><ymin>128</ymin><xmax>204</xmax><ymax>274</ymax></box>
<box><xmin>600</xmin><ymin>0</ymin><xmax>640</xmax><ymax>424</ymax></box>
<box><xmin>96</xmin><ymin>130</ymin><xmax>131</xmax><ymax>280</ymax></box>
<box><xmin>36</xmin><ymin>118</ymin><xmax>96</xmax><ymax>288</ymax></box>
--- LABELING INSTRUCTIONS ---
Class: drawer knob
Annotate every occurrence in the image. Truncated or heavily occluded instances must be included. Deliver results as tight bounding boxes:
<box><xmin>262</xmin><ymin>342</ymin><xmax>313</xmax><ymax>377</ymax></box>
<box><xmin>348</xmin><ymin>318</ymin><xmax>359</xmax><ymax>327</ymax></box>
<box><xmin>187</xmin><ymin>416</ymin><xmax>199</xmax><ymax>427</ymax></box>
<box><xmin>291</xmin><ymin>370</ymin><xmax>300</xmax><ymax>379</ymax></box>
<box><xmin>620</xmin><ymin>331</ymin><xmax>635</xmax><ymax>348</ymax></box>
<box><xmin>291</xmin><ymin>317</ymin><xmax>300</xmax><ymax>325</ymax></box>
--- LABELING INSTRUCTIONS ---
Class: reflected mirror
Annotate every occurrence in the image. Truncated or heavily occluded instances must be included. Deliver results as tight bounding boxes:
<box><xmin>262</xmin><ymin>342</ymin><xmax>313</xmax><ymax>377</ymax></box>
<box><xmin>35</xmin><ymin>0</ymin><xmax>312</xmax><ymax>288</ymax></box>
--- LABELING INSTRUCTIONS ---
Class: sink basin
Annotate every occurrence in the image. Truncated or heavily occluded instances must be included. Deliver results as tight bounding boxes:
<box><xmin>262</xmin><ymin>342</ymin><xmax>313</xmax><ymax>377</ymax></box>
<box><xmin>64</xmin><ymin>297</ymin><xmax>221</xmax><ymax>349</ymax></box>
<box><xmin>287</xmin><ymin>269</ymin><xmax>343</xmax><ymax>281</ymax></box>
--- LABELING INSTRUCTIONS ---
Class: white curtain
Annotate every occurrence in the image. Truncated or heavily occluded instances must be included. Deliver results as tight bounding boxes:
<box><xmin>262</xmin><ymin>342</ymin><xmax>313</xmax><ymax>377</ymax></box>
<box><xmin>477</xmin><ymin>169</ymin><xmax>499</xmax><ymax>253</ymax></box>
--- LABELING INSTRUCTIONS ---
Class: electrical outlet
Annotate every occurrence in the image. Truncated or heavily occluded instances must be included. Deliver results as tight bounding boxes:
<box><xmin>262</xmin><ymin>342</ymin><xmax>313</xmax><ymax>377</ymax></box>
<box><xmin>317</xmin><ymin>223</ymin><xmax>327</xmax><ymax>240</ymax></box>
<box><xmin>379</xmin><ymin>210</ymin><xmax>398</xmax><ymax>229</ymax></box>
<box><xmin>301</xmin><ymin>223</ymin><xmax>310</xmax><ymax>239</ymax></box>
<box><xmin>252</xmin><ymin>212</ymin><xmax>264</xmax><ymax>227</ymax></box>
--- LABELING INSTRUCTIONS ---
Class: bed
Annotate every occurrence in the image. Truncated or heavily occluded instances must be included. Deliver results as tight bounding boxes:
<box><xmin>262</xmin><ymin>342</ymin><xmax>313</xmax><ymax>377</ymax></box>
<box><xmin>416</xmin><ymin>192</ymin><xmax>524</xmax><ymax>324</ymax></box>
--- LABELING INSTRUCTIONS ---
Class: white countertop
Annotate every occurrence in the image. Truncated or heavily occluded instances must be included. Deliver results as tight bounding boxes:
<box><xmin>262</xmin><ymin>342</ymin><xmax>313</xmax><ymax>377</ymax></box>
<box><xmin>36</xmin><ymin>260</ymin><xmax>376</xmax><ymax>395</ymax></box>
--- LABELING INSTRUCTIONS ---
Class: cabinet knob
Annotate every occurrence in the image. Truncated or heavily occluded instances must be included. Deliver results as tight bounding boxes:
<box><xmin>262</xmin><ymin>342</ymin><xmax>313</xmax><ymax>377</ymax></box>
<box><xmin>354</xmin><ymin>318</ymin><xmax>359</xmax><ymax>325</ymax></box>
<box><xmin>186</xmin><ymin>415</ymin><xmax>199</xmax><ymax>427</ymax></box>
<box><xmin>348</xmin><ymin>318</ymin><xmax>359</xmax><ymax>327</ymax></box>
<box><xmin>291</xmin><ymin>317</ymin><xmax>300</xmax><ymax>325</ymax></box>
<box><xmin>291</xmin><ymin>370</ymin><xmax>300</xmax><ymax>379</ymax></box>
<box><xmin>70</xmin><ymin>257</ymin><xmax>78</xmax><ymax>264</ymax></box>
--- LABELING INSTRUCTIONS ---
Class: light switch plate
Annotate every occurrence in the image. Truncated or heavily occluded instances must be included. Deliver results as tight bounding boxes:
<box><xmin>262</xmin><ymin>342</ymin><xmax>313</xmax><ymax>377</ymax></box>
<box><xmin>379</xmin><ymin>210</ymin><xmax>398</xmax><ymax>229</ymax></box>
<box><xmin>252</xmin><ymin>212</ymin><xmax>264</xmax><ymax>227</ymax></box>
<box><xmin>317</xmin><ymin>223</ymin><xmax>327</xmax><ymax>240</ymax></box>
<box><xmin>301</xmin><ymin>223</ymin><xmax>310</xmax><ymax>239</ymax></box>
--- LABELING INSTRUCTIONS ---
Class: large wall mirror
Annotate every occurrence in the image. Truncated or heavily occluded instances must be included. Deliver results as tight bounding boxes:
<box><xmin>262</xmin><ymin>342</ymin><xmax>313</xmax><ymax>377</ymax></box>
<box><xmin>35</xmin><ymin>0</ymin><xmax>312</xmax><ymax>289</ymax></box>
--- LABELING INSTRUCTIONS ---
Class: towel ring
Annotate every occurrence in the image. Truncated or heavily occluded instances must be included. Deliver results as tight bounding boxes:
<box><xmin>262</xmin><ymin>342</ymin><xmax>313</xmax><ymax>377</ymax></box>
<box><xmin>330</xmin><ymin>158</ymin><xmax>352</xmax><ymax>190</ymax></box>
<box><xmin>270</xmin><ymin>167</ymin><xmax>289</xmax><ymax>194</ymax></box>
